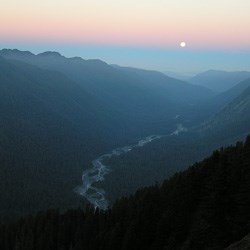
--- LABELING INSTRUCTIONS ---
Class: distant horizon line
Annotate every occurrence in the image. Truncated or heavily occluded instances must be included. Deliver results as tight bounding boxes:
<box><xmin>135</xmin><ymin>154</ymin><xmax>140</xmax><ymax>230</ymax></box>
<box><xmin>1</xmin><ymin>47</ymin><xmax>249</xmax><ymax>78</ymax></box>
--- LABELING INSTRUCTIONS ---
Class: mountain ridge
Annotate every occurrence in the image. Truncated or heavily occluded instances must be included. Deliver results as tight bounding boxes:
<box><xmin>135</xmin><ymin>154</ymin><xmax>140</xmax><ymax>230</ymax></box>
<box><xmin>0</xmin><ymin>48</ymin><xmax>249</xmax><ymax>224</ymax></box>
<box><xmin>0</xmin><ymin>49</ymin><xmax>216</xmax><ymax>220</ymax></box>
<box><xmin>189</xmin><ymin>69</ymin><xmax>250</xmax><ymax>92</ymax></box>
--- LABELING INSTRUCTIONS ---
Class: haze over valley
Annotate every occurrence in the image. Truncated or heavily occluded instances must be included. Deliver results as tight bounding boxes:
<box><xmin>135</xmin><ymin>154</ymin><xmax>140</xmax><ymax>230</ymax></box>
<box><xmin>0</xmin><ymin>48</ymin><xmax>249</xmax><ymax>216</ymax></box>
<box><xmin>1</xmin><ymin>0</ymin><xmax>250</xmax><ymax>249</ymax></box>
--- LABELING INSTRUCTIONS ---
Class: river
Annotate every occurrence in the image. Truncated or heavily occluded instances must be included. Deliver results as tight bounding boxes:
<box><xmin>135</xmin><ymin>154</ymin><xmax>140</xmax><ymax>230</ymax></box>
<box><xmin>75</xmin><ymin>124</ymin><xmax>186</xmax><ymax>210</ymax></box>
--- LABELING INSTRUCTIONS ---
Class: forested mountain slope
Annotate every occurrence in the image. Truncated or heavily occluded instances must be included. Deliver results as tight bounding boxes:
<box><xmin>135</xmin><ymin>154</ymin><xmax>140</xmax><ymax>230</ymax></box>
<box><xmin>213</xmin><ymin>78</ymin><xmax>250</xmax><ymax>109</ymax></box>
<box><xmin>198</xmin><ymin>86</ymin><xmax>250</xmax><ymax>141</ymax></box>
<box><xmin>195</xmin><ymin>78</ymin><xmax>250</xmax><ymax>119</ymax></box>
<box><xmin>0</xmin><ymin>49</ymin><xmax>214</xmax><ymax>131</ymax></box>
<box><xmin>1</xmin><ymin>135</ymin><xmax>249</xmax><ymax>250</ymax></box>
<box><xmin>0</xmin><ymin>56</ymin><xmax>112</xmax><ymax>221</ymax></box>
<box><xmin>99</xmin><ymin>85</ymin><xmax>250</xmax><ymax>202</ymax></box>
<box><xmin>0</xmin><ymin>49</ymin><xmax>248</xmax><ymax>223</ymax></box>
<box><xmin>226</xmin><ymin>233</ymin><xmax>250</xmax><ymax>250</ymax></box>
<box><xmin>0</xmin><ymin>49</ymin><xmax>213</xmax><ymax>103</ymax></box>
<box><xmin>0</xmin><ymin>51</ymin><xmax>214</xmax><ymax>221</ymax></box>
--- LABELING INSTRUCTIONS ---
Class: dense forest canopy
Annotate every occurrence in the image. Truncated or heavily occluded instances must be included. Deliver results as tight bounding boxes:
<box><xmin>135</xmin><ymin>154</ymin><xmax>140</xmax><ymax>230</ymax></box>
<box><xmin>0</xmin><ymin>135</ymin><xmax>249</xmax><ymax>250</ymax></box>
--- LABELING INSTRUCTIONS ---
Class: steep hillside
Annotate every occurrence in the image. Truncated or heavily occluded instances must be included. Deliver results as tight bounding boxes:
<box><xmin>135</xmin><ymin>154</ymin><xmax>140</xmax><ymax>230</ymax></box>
<box><xmin>226</xmin><ymin>234</ymin><xmax>250</xmax><ymax>250</ymax></box>
<box><xmin>199</xmin><ymin>86</ymin><xmax>250</xmax><ymax>142</ymax></box>
<box><xmin>216</xmin><ymin>78</ymin><xmax>250</xmax><ymax>107</ymax></box>
<box><xmin>98</xmin><ymin>86</ymin><xmax>250</xmax><ymax>202</ymax></box>
<box><xmin>0</xmin><ymin>49</ymin><xmax>213</xmax><ymax>102</ymax></box>
<box><xmin>0</xmin><ymin>49</ymin><xmax>214</xmax><ymax>130</ymax></box>
<box><xmin>203</xmin><ymin>77</ymin><xmax>250</xmax><ymax>113</ymax></box>
<box><xmin>0</xmin><ymin>56</ymin><xmax>122</xmax><ymax>220</ymax></box>
<box><xmin>0</xmin><ymin>136</ymin><xmax>249</xmax><ymax>250</ymax></box>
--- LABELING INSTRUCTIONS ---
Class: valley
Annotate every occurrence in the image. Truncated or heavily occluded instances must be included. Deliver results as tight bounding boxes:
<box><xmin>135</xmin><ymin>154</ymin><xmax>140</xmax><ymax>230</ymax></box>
<box><xmin>1</xmin><ymin>0</ymin><xmax>249</xmax><ymax>249</ymax></box>
<box><xmin>75</xmin><ymin>124</ymin><xmax>187</xmax><ymax>210</ymax></box>
<box><xmin>0</xmin><ymin>49</ymin><xmax>249</xmax><ymax>221</ymax></box>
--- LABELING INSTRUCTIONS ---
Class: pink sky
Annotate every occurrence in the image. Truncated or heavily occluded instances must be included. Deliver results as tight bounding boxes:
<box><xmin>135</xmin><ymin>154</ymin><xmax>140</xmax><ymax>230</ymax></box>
<box><xmin>1</xmin><ymin>0</ymin><xmax>249</xmax><ymax>72</ymax></box>
<box><xmin>1</xmin><ymin>0</ymin><xmax>250</xmax><ymax>50</ymax></box>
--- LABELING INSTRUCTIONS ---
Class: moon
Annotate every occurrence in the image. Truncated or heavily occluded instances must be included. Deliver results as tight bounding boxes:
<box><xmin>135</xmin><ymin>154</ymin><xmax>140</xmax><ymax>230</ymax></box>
<box><xmin>180</xmin><ymin>42</ymin><xmax>186</xmax><ymax>48</ymax></box>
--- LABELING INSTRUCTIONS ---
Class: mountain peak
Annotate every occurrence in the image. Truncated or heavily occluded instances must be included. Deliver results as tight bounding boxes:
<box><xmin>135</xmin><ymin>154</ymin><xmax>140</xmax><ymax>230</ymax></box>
<box><xmin>0</xmin><ymin>48</ymin><xmax>34</xmax><ymax>57</ymax></box>
<box><xmin>86</xmin><ymin>58</ymin><xmax>108</xmax><ymax>66</ymax></box>
<box><xmin>37</xmin><ymin>51</ymin><xmax>63</xmax><ymax>58</ymax></box>
<box><xmin>70</xmin><ymin>56</ymin><xmax>84</xmax><ymax>62</ymax></box>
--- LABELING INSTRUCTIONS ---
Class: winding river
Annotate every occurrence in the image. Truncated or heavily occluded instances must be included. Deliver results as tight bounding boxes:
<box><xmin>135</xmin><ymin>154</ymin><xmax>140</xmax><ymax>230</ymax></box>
<box><xmin>75</xmin><ymin>124</ymin><xmax>186</xmax><ymax>210</ymax></box>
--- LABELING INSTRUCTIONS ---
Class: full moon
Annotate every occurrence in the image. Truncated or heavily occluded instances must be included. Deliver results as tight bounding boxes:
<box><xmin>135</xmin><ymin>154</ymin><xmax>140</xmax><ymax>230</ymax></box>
<box><xmin>180</xmin><ymin>42</ymin><xmax>186</xmax><ymax>48</ymax></box>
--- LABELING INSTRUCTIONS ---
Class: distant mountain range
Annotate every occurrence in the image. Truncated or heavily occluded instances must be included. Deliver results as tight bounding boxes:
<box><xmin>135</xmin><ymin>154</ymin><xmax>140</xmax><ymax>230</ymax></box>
<box><xmin>189</xmin><ymin>70</ymin><xmax>250</xmax><ymax>92</ymax></box>
<box><xmin>0</xmin><ymin>49</ymin><xmax>214</xmax><ymax>136</ymax></box>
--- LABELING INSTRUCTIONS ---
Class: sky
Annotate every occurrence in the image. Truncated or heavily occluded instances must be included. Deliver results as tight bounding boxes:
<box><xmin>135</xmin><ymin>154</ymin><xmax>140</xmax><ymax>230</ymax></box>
<box><xmin>0</xmin><ymin>0</ymin><xmax>250</xmax><ymax>74</ymax></box>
